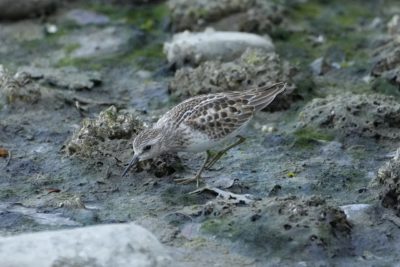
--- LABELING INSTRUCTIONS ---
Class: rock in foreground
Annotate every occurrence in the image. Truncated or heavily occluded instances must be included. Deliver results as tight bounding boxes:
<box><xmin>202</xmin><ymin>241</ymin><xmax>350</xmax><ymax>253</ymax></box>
<box><xmin>0</xmin><ymin>223</ymin><xmax>170</xmax><ymax>267</ymax></box>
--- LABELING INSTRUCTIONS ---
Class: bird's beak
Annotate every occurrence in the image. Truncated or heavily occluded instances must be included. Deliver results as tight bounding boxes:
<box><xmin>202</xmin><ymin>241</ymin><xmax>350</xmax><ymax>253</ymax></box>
<box><xmin>121</xmin><ymin>154</ymin><xmax>139</xmax><ymax>177</ymax></box>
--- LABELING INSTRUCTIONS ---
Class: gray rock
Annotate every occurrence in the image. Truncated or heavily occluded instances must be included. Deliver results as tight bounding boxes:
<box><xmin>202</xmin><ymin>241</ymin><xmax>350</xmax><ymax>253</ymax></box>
<box><xmin>0</xmin><ymin>65</ymin><xmax>41</xmax><ymax>105</ymax></box>
<box><xmin>310</xmin><ymin>57</ymin><xmax>328</xmax><ymax>76</ymax></box>
<box><xmin>164</xmin><ymin>29</ymin><xmax>274</xmax><ymax>67</ymax></box>
<box><xmin>298</xmin><ymin>93</ymin><xmax>400</xmax><ymax>140</ymax></box>
<box><xmin>18</xmin><ymin>66</ymin><xmax>101</xmax><ymax>91</ymax></box>
<box><xmin>167</xmin><ymin>0</ymin><xmax>284</xmax><ymax>33</ymax></box>
<box><xmin>65</xmin><ymin>9</ymin><xmax>110</xmax><ymax>26</ymax></box>
<box><xmin>377</xmin><ymin>150</ymin><xmax>400</xmax><ymax>215</ymax></box>
<box><xmin>0</xmin><ymin>0</ymin><xmax>57</xmax><ymax>20</ymax></box>
<box><xmin>200</xmin><ymin>196</ymin><xmax>352</xmax><ymax>260</ymax></box>
<box><xmin>0</xmin><ymin>223</ymin><xmax>170</xmax><ymax>267</ymax></box>
<box><xmin>371</xmin><ymin>37</ymin><xmax>400</xmax><ymax>85</ymax></box>
<box><xmin>61</xmin><ymin>27</ymin><xmax>140</xmax><ymax>59</ymax></box>
<box><xmin>66</xmin><ymin>105</ymin><xmax>143</xmax><ymax>157</ymax></box>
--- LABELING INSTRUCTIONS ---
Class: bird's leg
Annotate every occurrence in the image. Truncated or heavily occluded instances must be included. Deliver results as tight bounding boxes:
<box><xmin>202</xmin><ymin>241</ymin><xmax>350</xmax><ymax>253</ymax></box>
<box><xmin>174</xmin><ymin>151</ymin><xmax>211</xmax><ymax>187</ymax></box>
<box><xmin>205</xmin><ymin>135</ymin><xmax>246</xmax><ymax>170</ymax></box>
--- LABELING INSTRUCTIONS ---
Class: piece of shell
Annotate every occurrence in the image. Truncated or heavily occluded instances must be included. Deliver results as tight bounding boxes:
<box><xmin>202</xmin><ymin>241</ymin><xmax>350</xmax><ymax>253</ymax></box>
<box><xmin>0</xmin><ymin>148</ymin><xmax>9</xmax><ymax>157</ymax></box>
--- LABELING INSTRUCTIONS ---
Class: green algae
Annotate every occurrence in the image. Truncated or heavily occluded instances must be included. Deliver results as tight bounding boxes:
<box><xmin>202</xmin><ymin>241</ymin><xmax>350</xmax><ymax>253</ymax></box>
<box><xmin>293</xmin><ymin>127</ymin><xmax>334</xmax><ymax>148</ymax></box>
<box><xmin>161</xmin><ymin>186</ymin><xmax>203</xmax><ymax>206</ymax></box>
<box><xmin>86</xmin><ymin>3</ymin><xmax>168</xmax><ymax>33</ymax></box>
<box><xmin>274</xmin><ymin>0</ymin><xmax>376</xmax><ymax>78</ymax></box>
<box><xmin>372</xmin><ymin>77</ymin><xmax>400</xmax><ymax>99</ymax></box>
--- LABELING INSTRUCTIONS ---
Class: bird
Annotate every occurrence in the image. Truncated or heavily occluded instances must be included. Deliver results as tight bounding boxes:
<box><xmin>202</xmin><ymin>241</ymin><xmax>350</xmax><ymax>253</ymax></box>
<box><xmin>122</xmin><ymin>82</ymin><xmax>286</xmax><ymax>187</ymax></box>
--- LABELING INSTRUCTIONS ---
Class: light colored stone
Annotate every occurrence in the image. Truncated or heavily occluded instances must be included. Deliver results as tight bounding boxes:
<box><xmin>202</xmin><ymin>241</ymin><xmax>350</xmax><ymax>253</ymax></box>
<box><xmin>0</xmin><ymin>223</ymin><xmax>171</xmax><ymax>267</ymax></box>
<box><xmin>164</xmin><ymin>29</ymin><xmax>274</xmax><ymax>67</ymax></box>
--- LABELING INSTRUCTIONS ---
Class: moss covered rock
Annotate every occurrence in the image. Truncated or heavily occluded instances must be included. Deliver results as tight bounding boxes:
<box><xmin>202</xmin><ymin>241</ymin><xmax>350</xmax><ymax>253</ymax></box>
<box><xmin>298</xmin><ymin>93</ymin><xmax>400</xmax><ymax>140</ymax></box>
<box><xmin>201</xmin><ymin>196</ymin><xmax>352</xmax><ymax>260</ymax></box>
<box><xmin>66</xmin><ymin>105</ymin><xmax>143</xmax><ymax>157</ymax></box>
<box><xmin>377</xmin><ymin>152</ymin><xmax>400</xmax><ymax>215</ymax></box>
<box><xmin>0</xmin><ymin>65</ymin><xmax>41</xmax><ymax>105</ymax></box>
<box><xmin>167</xmin><ymin>0</ymin><xmax>283</xmax><ymax>33</ymax></box>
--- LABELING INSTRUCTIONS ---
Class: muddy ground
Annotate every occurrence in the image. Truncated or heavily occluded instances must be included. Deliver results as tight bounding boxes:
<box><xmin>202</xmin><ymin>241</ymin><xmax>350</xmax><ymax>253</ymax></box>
<box><xmin>1</xmin><ymin>0</ymin><xmax>400</xmax><ymax>266</ymax></box>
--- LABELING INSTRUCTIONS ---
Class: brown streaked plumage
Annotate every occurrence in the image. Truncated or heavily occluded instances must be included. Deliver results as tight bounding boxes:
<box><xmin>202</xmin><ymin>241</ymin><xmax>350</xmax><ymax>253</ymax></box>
<box><xmin>122</xmin><ymin>82</ymin><xmax>287</xmax><ymax>185</ymax></box>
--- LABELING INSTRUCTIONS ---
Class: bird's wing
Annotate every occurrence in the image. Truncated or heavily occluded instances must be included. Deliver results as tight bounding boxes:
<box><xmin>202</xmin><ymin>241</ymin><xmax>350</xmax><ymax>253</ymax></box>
<box><xmin>156</xmin><ymin>82</ymin><xmax>286</xmax><ymax>140</ymax></box>
<box><xmin>182</xmin><ymin>94</ymin><xmax>256</xmax><ymax>140</ymax></box>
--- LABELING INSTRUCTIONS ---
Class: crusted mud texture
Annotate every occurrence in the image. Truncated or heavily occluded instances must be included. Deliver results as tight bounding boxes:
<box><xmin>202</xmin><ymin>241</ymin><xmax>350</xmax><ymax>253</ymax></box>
<box><xmin>199</xmin><ymin>196</ymin><xmax>352</xmax><ymax>260</ymax></box>
<box><xmin>297</xmin><ymin>93</ymin><xmax>400</xmax><ymax>140</ymax></box>
<box><xmin>167</xmin><ymin>0</ymin><xmax>284</xmax><ymax>33</ymax></box>
<box><xmin>377</xmin><ymin>151</ymin><xmax>400</xmax><ymax>215</ymax></box>
<box><xmin>169</xmin><ymin>48</ymin><xmax>296</xmax><ymax>111</ymax></box>
<box><xmin>66</xmin><ymin>105</ymin><xmax>143</xmax><ymax>157</ymax></box>
<box><xmin>0</xmin><ymin>65</ymin><xmax>41</xmax><ymax>105</ymax></box>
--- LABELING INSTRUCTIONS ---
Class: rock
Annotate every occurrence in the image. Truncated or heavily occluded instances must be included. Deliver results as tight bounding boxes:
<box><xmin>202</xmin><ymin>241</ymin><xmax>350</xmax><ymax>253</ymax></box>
<box><xmin>65</xmin><ymin>9</ymin><xmax>110</xmax><ymax>26</ymax></box>
<box><xmin>201</xmin><ymin>196</ymin><xmax>352</xmax><ymax>259</ymax></box>
<box><xmin>297</xmin><ymin>93</ymin><xmax>400</xmax><ymax>140</ymax></box>
<box><xmin>66</xmin><ymin>106</ymin><xmax>143</xmax><ymax>157</ymax></box>
<box><xmin>388</xmin><ymin>15</ymin><xmax>400</xmax><ymax>35</ymax></box>
<box><xmin>324</xmin><ymin>46</ymin><xmax>345</xmax><ymax>68</ymax></box>
<box><xmin>0</xmin><ymin>21</ymin><xmax>45</xmax><ymax>42</ymax></box>
<box><xmin>167</xmin><ymin>0</ymin><xmax>284</xmax><ymax>33</ymax></box>
<box><xmin>340</xmin><ymin>204</ymin><xmax>371</xmax><ymax>221</ymax></box>
<box><xmin>0</xmin><ymin>223</ymin><xmax>170</xmax><ymax>267</ymax></box>
<box><xmin>377</xmin><ymin>150</ymin><xmax>400</xmax><ymax>215</ymax></box>
<box><xmin>371</xmin><ymin>36</ymin><xmax>400</xmax><ymax>85</ymax></box>
<box><xmin>0</xmin><ymin>203</ymin><xmax>81</xmax><ymax>227</ymax></box>
<box><xmin>310</xmin><ymin>57</ymin><xmax>330</xmax><ymax>76</ymax></box>
<box><xmin>164</xmin><ymin>29</ymin><xmax>274</xmax><ymax>67</ymax></box>
<box><xmin>0</xmin><ymin>65</ymin><xmax>41</xmax><ymax>105</ymax></box>
<box><xmin>168</xmin><ymin>48</ymin><xmax>296</xmax><ymax>110</ymax></box>
<box><xmin>0</xmin><ymin>0</ymin><xmax>57</xmax><ymax>20</ymax></box>
<box><xmin>61</xmin><ymin>27</ymin><xmax>141</xmax><ymax>59</ymax></box>
<box><xmin>18</xmin><ymin>66</ymin><xmax>101</xmax><ymax>91</ymax></box>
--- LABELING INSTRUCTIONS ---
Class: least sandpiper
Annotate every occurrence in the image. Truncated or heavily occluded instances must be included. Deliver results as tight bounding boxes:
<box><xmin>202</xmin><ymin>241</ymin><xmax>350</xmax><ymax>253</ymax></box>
<box><xmin>122</xmin><ymin>82</ymin><xmax>286</xmax><ymax>186</ymax></box>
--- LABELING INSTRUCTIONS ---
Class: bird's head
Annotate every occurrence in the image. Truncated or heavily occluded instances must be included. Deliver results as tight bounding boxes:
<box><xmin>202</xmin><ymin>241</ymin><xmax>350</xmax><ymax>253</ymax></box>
<box><xmin>121</xmin><ymin>128</ymin><xmax>164</xmax><ymax>177</ymax></box>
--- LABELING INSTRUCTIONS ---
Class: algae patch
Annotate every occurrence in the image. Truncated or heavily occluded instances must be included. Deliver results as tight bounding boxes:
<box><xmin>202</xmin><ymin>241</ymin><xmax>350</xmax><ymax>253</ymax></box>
<box><xmin>293</xmin><ymin>127</ymin><xmax>334</xmax><ymax>148</ymax></box>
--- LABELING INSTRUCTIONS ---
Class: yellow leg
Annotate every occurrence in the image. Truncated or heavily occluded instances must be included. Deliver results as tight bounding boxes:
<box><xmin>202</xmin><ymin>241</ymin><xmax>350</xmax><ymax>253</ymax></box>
<box><xmin>205</xmin><ymin>136</ymin><xmax>246</xmax><ymax>170</ymax></box>
<box><xmin>174</xmin><ymin>136</ymin><xmax>246</xmax><ymax>187</ymax></box>
<box><xmin>174</xmin><ymin>151</ymin><xmax>211</xmax><ymax>187</ymax></box>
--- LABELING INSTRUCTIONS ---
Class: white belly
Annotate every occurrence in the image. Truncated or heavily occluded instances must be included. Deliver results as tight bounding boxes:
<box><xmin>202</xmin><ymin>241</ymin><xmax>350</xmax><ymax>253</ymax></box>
<box><xmin>180</xmin><ymin>122</ymin><xmax>248</xmax><ymax>153</ymax></box>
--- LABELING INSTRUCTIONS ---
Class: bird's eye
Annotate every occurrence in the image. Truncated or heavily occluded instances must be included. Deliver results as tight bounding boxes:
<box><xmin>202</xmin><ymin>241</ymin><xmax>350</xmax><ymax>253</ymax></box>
<box><xmin>143</xmin><ymin>145</ymin><xmax>152</xmax><ymax>151</ymax></box>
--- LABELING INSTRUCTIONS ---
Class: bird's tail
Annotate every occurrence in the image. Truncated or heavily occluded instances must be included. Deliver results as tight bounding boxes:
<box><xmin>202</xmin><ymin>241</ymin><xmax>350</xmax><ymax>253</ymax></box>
<box><xmin>247</xmin><ymin>82</ymin><xmax>287</xmax><ymax>111</ymax></box>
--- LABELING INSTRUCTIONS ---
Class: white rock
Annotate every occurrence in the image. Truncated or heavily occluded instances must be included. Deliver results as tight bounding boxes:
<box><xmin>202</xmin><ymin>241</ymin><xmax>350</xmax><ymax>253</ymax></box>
<box><xmin>0</xmin><ymin>223</ymin><xmax>170</xmax><ymax>267</ymax></box>
<box><xmin>164</xmin><ymin>28</ymin><xmax>274</xmax><ymax>67</ymax></box>
<box><xmin>340</xmin><ymin>204</ymin><xmax>371</xmax><ymax>221</ymax></box>
<box><xmin>388</xmin><ymin>14</ymin><xmax>400</xmax><ymax>35</ymax></box>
